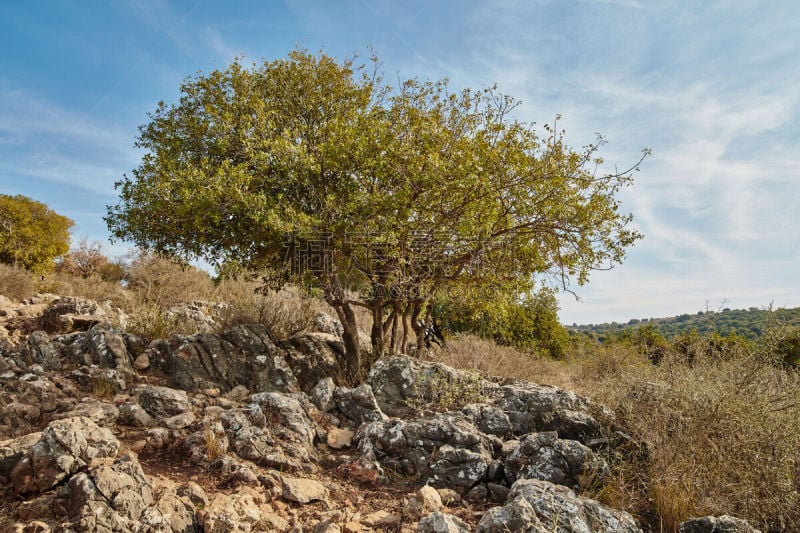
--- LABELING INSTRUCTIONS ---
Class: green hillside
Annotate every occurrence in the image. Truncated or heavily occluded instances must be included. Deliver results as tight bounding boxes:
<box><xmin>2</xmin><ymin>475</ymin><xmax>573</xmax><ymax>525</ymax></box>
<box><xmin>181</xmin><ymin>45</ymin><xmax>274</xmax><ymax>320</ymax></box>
<box><xmin>570</xmin><ymin>306</ymin><xmax>800</xmax><ymax>340</ymax></box>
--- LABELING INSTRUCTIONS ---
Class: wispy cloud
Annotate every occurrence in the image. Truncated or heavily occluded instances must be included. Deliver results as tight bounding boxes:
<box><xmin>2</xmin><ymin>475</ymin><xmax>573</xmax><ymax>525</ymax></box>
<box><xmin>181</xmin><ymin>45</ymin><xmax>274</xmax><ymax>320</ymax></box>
<box><xmin>0</xmin><ymin>87</ymin><xmax>139</xmax><ymax>195</ymax></box>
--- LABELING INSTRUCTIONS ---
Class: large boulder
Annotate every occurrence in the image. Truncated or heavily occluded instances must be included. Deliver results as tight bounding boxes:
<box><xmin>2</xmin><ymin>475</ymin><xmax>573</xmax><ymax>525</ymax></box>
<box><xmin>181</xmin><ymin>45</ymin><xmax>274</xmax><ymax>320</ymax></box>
<box><xmin>504</xmin><ymin>432</ymin><xmax>608</xmax><ymax>488</ymax></box>
<box><xmin>280</xmin><ymin>332</ymin><xmax>342</xmax><ymax>391</ymax></box>
<box><xmin>148</xmin><ymin>325</ymin><xmax>300</xmax><ymax>394</ymax></box>
<box><xmin>14</xmin><ymin>325</ymin><xmax>142</xmax><ymax>374</ymax></box>
<box><xmin>221</xmin><ymin>392</ymin><xmax>319</xmax><ymax>471</ymax></box>
<box><xmin>491</xmin><ymin>379</ymin><xmax>606</xmax><ymax>442</ymax></box>
<box><xmin>477</xmin><ymin>478</ymin><xmax>641</xmax><ymax>533</ymax></box>
<box><xmin>61</xmin><ymin>453</ymin><xmax>154</xmax><ymax>530</ymax></box>
<box><xmin>36</xmin><ymin>297</ymin><xmax>124</xmax><ymax>334</ymax></box>
<box><xmin>367</xmin><ymin>356</ymin><xmax>484</xmax><ymax>417</ymax></box>
<box><xmin>0</xmin><ymin>432</ymin><xmax>41</xmax><ymax>481</ymax></box>
<box><xmin>11</xmin><ymin>416</ymin><xmax>120</xmax><ymax>494</ymax></box>
<box><xmin>357</xmin><ymin>411</ymin><xmax>497</xmax><ymax>488</ymax></box>
<box><xmin>333</xmin><ymin>383</ymin><xmax>388</xmax><ymax>424</ymax></box>
<box><xmin>137</xmin><ymin>385</ymin><xmax>191</xmax><ymax>419</ymax></box>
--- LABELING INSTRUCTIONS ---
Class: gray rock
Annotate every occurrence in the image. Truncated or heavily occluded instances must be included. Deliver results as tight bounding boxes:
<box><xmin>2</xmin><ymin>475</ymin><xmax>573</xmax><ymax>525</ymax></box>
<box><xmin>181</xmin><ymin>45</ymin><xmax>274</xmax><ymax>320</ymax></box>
<box><xmin>221</xmin><ymin>392</ymin><xmax>319</xmax><ymax>471</ymax></box>
<box><xmin>199</xmin><ymin>486</ymin><xmax>267</xmax><ymax>532</ymax></box>
<box><xmin>63</xmin><ymin>453</ymin><xmax>153</xmax><ymax>525</ymax></box>
<box><xmin>407</xmin><ymin>485</ymin><xmax>443</xmax><ymax>519</ymax></box>
<box><xmin>138</xmin><ymin>385</ymin><xmax>191</xmax><ymax>419</ymax></box>
<box><xmin>314</xmin><ymin>312</ymin><xmax>344</xmax><ymax>337</ymax></box>
<box><xmin>505</xmin><ymin>432</ymin><xmax>608</xmax><ymax>488</ymax></box>
<box><xmin>462</xmin><ymin>403</ymin><xmax>513</xmax><ymax>437</ymax></box>
<box><xmin>163</xmin><ymin>411</ymin><xmax>196</xmax><ymax>430</ymax></box>
<box><xmin>334</xmin><ymin>383</ymin><xmax>388</xmax><ymax>424</ymax></box>
<box><xmin>11</xmin><ymin>416</ymin><xmax>120</xmax><ymax>494</ymax></box>
<box><xmin>368</xmin><ymin>356</ymin><xmax>478</xmax><ymax>417</ymax></box>
<box><xmin>679</xmin><ymin>515</ymin><xmax>762</xmax><ymax>533</ymax></box>
<box><xmin>149</xmin><ymin>324</ymin><xmax>300</xmax><ymax>394</ymax></box>
<box><xmin>118</xmin><ymin>402</ymin><xmax>155</xmax><ymax>427</ymax></box>
<box><xmin>311</xmin><ymin>377</ymin><xmax>336</xmax><ymax>412</ymax></box>
<box><xmin>0</xmin><ymin>432</ymin><xmax>41</xmax><ymax>480</ymax></box>
<box><xmin>477</xmin><ymin>478</ymin><xmax>641</xmax><ymax>533</ymax></box>
<box><xmin>493</xmin><ymin>381</ymin><xmax>605</xmax><ymax>442</ymax></box>
<box><xmin>418</xmin><ymin>512</ymin><xmax>470</xmax><ymax>533</ymax></box>
<box><xmin>51</xmin><ymin>399</ymin><xmax>119</xmax><ymax>427</ymax></box>
<box><xmin>18</xmin><ymin>331</ymin><xmax>63</xmax><ymax>371</ymax></box>
<box><xmin>281</xmin><ymin>332</ymin><xmax>342</xmax><ymax>391</ymax></box>
<box><xmin>63</xmin><ymin>325</ymin><xmax>140</xmax><ymax>372</ymax></box>
<box><xmin>356</xmin><ymin>411</ymin><xmax>496</xmax><ymax>487</ymax></box>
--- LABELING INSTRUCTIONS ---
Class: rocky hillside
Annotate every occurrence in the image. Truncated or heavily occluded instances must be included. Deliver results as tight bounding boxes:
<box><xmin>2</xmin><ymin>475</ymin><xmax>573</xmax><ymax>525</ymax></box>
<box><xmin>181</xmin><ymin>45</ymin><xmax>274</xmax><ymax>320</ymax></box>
<box><xmin>0</xmin><ymin>294</ymin><xmax>759</xmax><ymax>532</ymax></box>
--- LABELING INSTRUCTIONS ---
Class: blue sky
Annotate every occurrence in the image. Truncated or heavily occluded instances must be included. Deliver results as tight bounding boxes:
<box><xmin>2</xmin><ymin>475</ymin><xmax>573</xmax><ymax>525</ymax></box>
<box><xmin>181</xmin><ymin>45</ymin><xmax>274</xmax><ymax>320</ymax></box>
<box><xmin>1</xmin><ymin>0</ymin><xmax>798</xmax><ymax>324</ymax></box>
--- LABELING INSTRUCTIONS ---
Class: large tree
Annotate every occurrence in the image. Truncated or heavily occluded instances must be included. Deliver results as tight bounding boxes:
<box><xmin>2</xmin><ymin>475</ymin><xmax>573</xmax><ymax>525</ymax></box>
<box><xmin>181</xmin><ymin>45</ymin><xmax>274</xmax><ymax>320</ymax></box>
<box><xmin>0</xmin><ymin>194</ymin><xmax>73</xmax><ymax>274</ymax></box>
<box><xmin>107</xmin><ymin>50</ymin><xmax>645</xmax><ymax>380</ymax></box>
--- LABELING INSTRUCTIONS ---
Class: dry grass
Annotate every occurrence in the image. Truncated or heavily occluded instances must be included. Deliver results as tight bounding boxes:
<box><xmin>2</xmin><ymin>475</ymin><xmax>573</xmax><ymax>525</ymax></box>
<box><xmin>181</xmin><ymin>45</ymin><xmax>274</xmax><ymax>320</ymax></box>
<box><xmin>0</xmin><ymin>263</ymin><xmax>36</xmax><ymax>301</ymax></box>
<box><xmin>37</xmin><ymin>271</ymin><xmax>131</xmax><ymax>309</ymax></box>
<box><xmin>434</xmin><ymin>334</ymin><xmax>800</xmax><ymax>532</ymax></box>
<box><xmin>213</xmin><ymin>278</ymin><xmax>315</xmax><ymax>339</ymax></box>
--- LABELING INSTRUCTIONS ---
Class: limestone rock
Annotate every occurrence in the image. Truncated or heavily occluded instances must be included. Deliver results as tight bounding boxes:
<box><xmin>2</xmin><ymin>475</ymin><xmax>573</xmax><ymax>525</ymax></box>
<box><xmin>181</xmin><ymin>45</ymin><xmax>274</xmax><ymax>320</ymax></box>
<box><xmin>117</xmin><ymin>402</ymin><xmax>155</xmax><ymax>427</ymax></box>
<box><xmin>326</xmin><ymin>426</ymin><xmax>353</xmax><ymax>449</ymax></box>
<box><xmin>418</xmin><ymin>512</ymin><xmax>470</xmax><ymax>533</ymax></box>
<box><xmin>492</xmin><ymin>380</ymin><xmax>605</xmax><ymax>442</ymax></box>
<box><xmin>334</xmin><ymin>383</ymin><xmax>388</xmax><ymax>424</ymax></box>
<box><xmin>137</xmin><ymin>385</ymin><xmax>191</xmax><ymax>419</ymax></box>
<box><xmin>11</xmin><ymin>416</ymin><xmax>120</xmax><ymax>495</ymax></box>
<box><xmin>51</xmin><ymin>398</ymin><xmax>119</xmax><ymax>428</ymax></box>
<box><xmin>221</xmin><ymin>392</ymin><xmax>319</xmax><ymax>471</ymax></box>
<box><xmin>406</xmin><ymin>485</ymin><xmax>443</xmax><ymax>519</ymax></box>
<box><xmin>281</xmin><ymin>475</ymin><xmax>330</xmax><ymax>503</ymax></box>
<box><xmin>679</xmin><ymin>515</ymin><xmax>762</xmax><ymax>533</ymax></box>
<box><xmin>504</xmin><ymin>431</ymin><xmax>608</xmax><ymax>488</ymax></box>
<box><xmin>477</xmin><ymin>478</ymin><xmax>641</xmax><ymax>533</ymax></box>
<box><xmin>367</xmin><ymin>356</ymin><xmax>471</xmax><ymax>417</ymax></box>
<box><xmin>0</xmin><ymin>432</ymin><xmax>41</xmax><ymax>481</ymax></box>
<box><xmin>148</xmin><ymin>324</ymin><xmax>299</xmax><ymax>394</ymax></box>
<box><xmin>311</xmin><ymin>377</ymin><xmax>336</xmax><ymax>412</ymax></box>
<box><xmin>281</xmin><ymin>332</ymin><xmax>342</xmax><ymax>391</ymax></box>
<box><xmin>199</xmin><ymin>486</ymin><xmax>266</xmax><ymax>532</ymax></box>
<box><xmin>356</xmin><ymin>411</ymin><xmax>496</xmax><ymax>487</ymax></box>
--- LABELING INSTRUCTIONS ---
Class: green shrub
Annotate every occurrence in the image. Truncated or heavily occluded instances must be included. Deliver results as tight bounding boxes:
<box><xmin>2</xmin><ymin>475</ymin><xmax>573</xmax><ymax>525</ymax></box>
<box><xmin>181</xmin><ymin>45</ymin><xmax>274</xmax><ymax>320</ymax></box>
<box><xmin>435</xmin><ymin>286</ymin><xmax>569</xmax><ymax>357</ymax></box>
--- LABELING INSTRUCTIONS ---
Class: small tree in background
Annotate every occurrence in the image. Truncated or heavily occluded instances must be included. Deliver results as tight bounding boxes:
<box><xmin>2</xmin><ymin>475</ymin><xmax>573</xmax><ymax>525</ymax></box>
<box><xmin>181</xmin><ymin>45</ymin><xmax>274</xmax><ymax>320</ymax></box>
<box><xmin>56</xmin><ymin>239</ymin><xmax>109</xmax><ymax>278</ymax></box>
<box><xmin>0</xmin><ymin>194</ymin><xmax>73</xmax><ymax>274</ymax></box>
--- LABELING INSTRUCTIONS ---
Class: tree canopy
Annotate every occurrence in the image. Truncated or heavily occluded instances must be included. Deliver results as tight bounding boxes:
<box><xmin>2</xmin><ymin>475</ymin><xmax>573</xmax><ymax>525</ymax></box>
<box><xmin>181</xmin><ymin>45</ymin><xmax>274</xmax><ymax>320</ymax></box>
<box><xmin>106</xmin><ymin>49</ymin><xmax>645</xmax><ymax>380</ymax></box>
<box><xmin>0</xmin><ymin>194</ymin><xmax>73</xmax><ymax>274</ymax></box>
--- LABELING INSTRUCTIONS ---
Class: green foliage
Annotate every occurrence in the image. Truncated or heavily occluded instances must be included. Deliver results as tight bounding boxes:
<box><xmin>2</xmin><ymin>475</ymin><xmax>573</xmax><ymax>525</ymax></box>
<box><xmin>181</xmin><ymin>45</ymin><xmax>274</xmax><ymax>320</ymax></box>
<box><xmin>436</xmin><ymin>286</ymin><xmax>569</xmax><ymax>358</ymax></box>
<box><xmin>0</xmin><ymin>194</ymin><xmax>74</xmax><ymax>274</ymax></box>
<box><xmin>573</xmin><ymin>306</ymin><xmax>800</xmax><ymax>340</ymax></box>
<box><xmin>106</xmin><ymin>49</ymin><xmax>644</xmax><ymax>377</ymax></box>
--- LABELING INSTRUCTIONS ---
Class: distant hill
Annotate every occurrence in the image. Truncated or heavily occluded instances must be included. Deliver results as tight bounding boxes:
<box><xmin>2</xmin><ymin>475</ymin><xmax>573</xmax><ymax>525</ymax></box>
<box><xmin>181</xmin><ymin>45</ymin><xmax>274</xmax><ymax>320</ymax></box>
<box><xmin>569</xmin><ymin>306</ymin><xmax>800</xmax><ymax>340</ymax></box>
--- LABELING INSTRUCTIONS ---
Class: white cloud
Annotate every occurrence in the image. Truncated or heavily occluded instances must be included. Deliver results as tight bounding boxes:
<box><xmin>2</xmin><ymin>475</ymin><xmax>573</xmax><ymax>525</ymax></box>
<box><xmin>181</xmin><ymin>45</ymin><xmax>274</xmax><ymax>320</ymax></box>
<box><xmin>0</xmin><ymin>88</ymin><xmax>139</xmax><ymax>194</ymax></box>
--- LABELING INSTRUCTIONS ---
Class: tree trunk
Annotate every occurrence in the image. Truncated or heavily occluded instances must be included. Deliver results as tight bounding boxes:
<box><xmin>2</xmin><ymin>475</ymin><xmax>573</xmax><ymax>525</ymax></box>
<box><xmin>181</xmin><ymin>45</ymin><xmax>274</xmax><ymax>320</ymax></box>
<box><xmin>331</xmin><ymin>302</ymin><xmax>361</xmax><ymax>384</ymax></box>
<box><xmin>401</xmin><ymin>302</ymin><xmax>411</xmax><ymax>354</ymax></box>
<box><xmin>370</xmin><ymin>297</ymin><xmax>385</xmax><ymax>361</ymax></box>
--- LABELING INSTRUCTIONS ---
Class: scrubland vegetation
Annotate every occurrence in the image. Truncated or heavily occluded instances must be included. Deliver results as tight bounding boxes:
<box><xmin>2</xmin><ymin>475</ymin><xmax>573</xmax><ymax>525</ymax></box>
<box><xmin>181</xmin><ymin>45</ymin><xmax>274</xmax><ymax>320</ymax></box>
<box><xmin>3</xmin><ymin>256</ymin><xmax>800</xmax><ymax>531</ymax></box>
